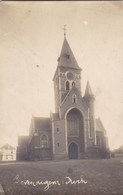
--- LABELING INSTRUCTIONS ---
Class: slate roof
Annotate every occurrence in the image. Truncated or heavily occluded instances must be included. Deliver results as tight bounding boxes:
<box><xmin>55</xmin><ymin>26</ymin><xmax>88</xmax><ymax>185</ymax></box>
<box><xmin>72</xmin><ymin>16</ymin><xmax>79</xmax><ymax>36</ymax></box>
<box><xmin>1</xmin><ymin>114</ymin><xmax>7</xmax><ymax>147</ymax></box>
<box><xmin>18</xmin><ymin>136</ymin><xmax>29</xmax><ymax>146</ymax></box>
<box><xmin>33</xmin><ymin>117</ymin><xmax>51</xmax><ymax>130</ymax></box>
<box><xmin>0</xmin><ymin>144</ymin><xmax>15</xmax><ymax>150</ymax></box>
<box><xmin>57</xmin><ymin>37</ymin><xmax>81</xmax><ymax>70</ymax></box>
<box><xmin>95</xmin><ymin>118</ymin><xmax>106</xmax><ymax>133</ymax></box>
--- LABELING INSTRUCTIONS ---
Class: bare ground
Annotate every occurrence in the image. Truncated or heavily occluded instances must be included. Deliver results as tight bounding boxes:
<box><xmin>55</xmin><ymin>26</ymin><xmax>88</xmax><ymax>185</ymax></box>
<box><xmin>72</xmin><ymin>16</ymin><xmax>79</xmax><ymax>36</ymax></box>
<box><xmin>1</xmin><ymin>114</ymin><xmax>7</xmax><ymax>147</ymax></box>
<box><xmin>0</xmin><ymin>157</ymin><xmax>123</xmax><ymax>195</ymax></box>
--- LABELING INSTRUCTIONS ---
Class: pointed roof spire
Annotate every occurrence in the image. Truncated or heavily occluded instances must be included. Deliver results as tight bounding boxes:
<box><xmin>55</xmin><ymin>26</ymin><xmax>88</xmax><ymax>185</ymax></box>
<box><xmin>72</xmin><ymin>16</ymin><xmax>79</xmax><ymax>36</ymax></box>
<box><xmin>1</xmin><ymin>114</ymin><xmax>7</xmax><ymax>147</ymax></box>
<box><xmin>84</xmin><ymin>80</ymin><xmax>94</xmax><ymax>97</ymax></box>
<box><xmin>57</xmin><ymin>37</ymin><xmax>81</xmax><ymax>70</ymax></box>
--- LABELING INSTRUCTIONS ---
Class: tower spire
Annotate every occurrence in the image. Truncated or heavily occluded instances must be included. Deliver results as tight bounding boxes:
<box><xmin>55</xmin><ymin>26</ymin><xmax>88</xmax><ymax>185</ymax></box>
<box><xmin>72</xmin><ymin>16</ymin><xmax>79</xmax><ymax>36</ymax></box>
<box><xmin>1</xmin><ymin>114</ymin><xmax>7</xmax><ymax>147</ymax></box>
<box><xmin>84</xmin><ymin>80</ymin><xmax>94</xmax><ymax>97</ymax></box>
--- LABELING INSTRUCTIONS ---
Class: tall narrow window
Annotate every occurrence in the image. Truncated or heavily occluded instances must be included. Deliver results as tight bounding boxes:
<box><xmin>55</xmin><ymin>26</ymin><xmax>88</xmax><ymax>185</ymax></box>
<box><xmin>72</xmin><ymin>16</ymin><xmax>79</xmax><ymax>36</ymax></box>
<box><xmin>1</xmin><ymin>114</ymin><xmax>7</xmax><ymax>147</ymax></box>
<box><xmin>34</xmin><ymin>129</ymin><xmax>38</xmax><ymax>136</ymax></box>
<box><xmin>72</xmin><ymin>94</ymin><xmax>77</xmax><ymax>103</ymax></box>
<box><xmin>88</xmin><ymin>109</ymin><xmax>92</xmax><ymax>138</ymax></box>
<box><xmin>40</xmin><ymin>135</ymin><xmax>48</xmax><ymax>148</ymax></box>
<box><xmin>89</xmin><ymin>116</ymin><xmax>93</xmax><ymax>138</ymax></box>
<box><xmin>66</xmin><ymin>81</ymin><xmax>70</xmax><ymax>90</ymax></box>
<box><xmin>96</xmin><ymin>136</ymin><xmax>100</xmax><ymax>146</ymax></box>
<box><xmin>72</xmin><ymin>81</ymin><xmax>75</xmax><ymax>87</ymax></box>
<box><xmin>57</xmin><ymin>128</ymin><xmax>59</xmax><ymax>132</ymax></box>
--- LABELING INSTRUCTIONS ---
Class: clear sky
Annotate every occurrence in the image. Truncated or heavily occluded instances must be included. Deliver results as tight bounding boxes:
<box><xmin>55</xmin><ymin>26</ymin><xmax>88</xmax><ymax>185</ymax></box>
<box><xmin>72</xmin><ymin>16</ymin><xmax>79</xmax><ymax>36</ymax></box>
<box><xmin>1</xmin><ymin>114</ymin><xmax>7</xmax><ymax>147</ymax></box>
<box><xmin>0</xmin><ymin>1</ymin><xmax>123</xmax><ymax>150</ymax></box>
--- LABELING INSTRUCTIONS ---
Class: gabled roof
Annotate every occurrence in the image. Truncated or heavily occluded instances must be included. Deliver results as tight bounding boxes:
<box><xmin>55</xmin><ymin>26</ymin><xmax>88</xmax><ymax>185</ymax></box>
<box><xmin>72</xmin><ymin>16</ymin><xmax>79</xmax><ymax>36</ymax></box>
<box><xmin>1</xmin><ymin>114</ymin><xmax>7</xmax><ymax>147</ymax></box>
<box><xmin>0</xmin><ymin>144</ymin><xmax>15</xmax><ymax>150</ymax></box>
<box><xmin>84</xmin><ymin>80</ymin><xmax>94</xmax><ymax>97</ymax></box>
<box><xmin>61</xmin><ymin>85</ymin><xmax>82</xmax><ymax>106</ymax></box>
<box><xmin>95</xmin><ymin>118</ymin><xmax>106</xmax><ymax>133</ymax></box>
<box><xmin>33</xmin><ymin>117</ymin><xmax>51</xmax><ymax>130</ymax></box>
<box><xmin>60</xmin><ymin>85</ymin><xmax>88</xmax><ymax>111</ymax></box>
<box><xmin>57</xmin><ymin>37</ymin><xmax>81</xmax><ymax>70</ymax></box>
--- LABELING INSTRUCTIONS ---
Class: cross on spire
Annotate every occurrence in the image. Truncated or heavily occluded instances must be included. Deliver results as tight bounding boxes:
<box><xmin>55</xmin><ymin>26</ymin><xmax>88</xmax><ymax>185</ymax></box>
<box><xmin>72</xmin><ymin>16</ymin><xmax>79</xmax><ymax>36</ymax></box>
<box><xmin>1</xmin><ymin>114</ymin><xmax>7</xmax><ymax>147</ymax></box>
<box><xmin>63</xmin><ymin>25</ymin><xmax>67</xmax><ymax>37</ymax></box>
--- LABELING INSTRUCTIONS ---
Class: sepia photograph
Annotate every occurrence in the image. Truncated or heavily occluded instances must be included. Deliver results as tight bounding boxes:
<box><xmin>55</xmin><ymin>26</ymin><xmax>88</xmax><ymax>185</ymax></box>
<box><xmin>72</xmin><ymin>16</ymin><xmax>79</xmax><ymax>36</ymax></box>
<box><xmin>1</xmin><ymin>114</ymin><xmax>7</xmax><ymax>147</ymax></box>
<box><xmin>0</xmin><ymin>1</ymin><xmax>123</xmax><ymax>195</ymax></box>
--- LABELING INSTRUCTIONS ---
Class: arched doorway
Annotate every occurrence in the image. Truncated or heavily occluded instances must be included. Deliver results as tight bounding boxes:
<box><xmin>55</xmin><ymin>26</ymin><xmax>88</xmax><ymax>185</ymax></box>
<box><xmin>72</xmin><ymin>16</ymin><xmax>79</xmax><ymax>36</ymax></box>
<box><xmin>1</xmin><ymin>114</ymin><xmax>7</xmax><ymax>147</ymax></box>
<box><xmin>66</xmin><ymin>108</ymin><xmax>85</xmax><ymax>155</ymax></box>
<box><xmin>68</xmin><ymin>143</ymin><xmax>78</xmax><ymax>159</ymax></box>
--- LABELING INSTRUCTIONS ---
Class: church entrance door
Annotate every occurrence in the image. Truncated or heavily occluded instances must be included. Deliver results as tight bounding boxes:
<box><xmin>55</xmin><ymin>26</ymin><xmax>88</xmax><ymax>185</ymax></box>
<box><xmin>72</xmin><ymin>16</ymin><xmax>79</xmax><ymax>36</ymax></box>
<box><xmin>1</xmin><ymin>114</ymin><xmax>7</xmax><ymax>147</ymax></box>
<box><xmin>68</xmin><ymin>143</ymin><xmax>78</xmax><ymax>159</ymax></box>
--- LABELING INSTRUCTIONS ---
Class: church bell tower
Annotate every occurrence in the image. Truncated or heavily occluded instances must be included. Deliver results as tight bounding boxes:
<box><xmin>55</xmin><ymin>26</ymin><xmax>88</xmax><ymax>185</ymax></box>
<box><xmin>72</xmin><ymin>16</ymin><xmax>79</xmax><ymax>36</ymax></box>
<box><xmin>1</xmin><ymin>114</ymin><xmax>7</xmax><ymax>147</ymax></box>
<box><xmin>53</xmin><ymin>37</ymin><xmax>82</xmax><ymax>113</ymax></box>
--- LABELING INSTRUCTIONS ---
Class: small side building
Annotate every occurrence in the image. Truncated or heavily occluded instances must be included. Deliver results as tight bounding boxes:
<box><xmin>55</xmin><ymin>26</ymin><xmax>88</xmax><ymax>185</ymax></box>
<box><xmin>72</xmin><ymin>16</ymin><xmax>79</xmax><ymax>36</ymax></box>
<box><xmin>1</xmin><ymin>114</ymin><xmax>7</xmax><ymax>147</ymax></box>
<box><xmin>0</xmin><ymin>144</ymin><xmax>16</xmax><ymax>161</ymax></box>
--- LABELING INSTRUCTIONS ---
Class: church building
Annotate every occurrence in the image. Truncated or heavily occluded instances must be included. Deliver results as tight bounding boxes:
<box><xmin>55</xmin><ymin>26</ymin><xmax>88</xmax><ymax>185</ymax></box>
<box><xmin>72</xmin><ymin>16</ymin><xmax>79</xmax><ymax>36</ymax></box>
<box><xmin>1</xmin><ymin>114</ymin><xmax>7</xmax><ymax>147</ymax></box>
<box><xmin>17</xmin><ymin>35</ymin><xmax>109</xmax><ymax>161</ymax></box>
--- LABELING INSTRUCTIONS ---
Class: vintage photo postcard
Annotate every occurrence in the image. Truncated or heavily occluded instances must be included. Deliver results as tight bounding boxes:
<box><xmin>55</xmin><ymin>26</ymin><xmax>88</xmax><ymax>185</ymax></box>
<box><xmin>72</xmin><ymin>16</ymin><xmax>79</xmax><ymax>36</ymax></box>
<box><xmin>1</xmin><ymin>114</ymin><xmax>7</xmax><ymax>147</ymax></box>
<box><xmin>0</xmin><ymin>1</ymin><xmax>123</xmax><ymax>195</ymax></box>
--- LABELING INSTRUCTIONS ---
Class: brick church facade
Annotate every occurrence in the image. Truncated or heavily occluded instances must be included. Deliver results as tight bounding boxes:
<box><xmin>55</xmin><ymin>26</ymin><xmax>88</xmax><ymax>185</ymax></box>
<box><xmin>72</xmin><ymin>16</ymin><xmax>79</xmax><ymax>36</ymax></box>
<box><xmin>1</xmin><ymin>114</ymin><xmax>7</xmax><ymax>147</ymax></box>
<box><xmin>17</xmin><ymin>36</ymin><xmax>109</xmax><ymax>161</ymax></box>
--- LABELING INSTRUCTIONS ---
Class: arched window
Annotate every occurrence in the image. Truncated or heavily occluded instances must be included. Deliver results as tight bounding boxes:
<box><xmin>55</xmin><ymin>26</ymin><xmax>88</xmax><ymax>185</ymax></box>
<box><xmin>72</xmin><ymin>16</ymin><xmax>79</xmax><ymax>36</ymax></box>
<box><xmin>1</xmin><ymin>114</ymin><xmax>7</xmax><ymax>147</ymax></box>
<box><xmin>72</xmin><ymin>81</ymin><xmax>75</xmax><ymax>87</ymax></box>
<box><xmin>72</xmin><ymin>94</ymin><xmax>77</xmax><ymax>103</ymax></box>
<box><xmin>34</xmin><ymin>129</ymin><xmax>38</xmax><ymax>136</ymax></box>
<box><xmin>66</xmin><ymin>81</ymin><xmax>70</xmax><ymax>90</ymax></box>
<box><xmin>40</xmin><ymin>135</ymin><xmax>48</xmax><ymax>148</ymax></box>
<box><xmin>67</xmin><ymin>115</ymin><xmax>79</xmax><ymax>136</ymax></box>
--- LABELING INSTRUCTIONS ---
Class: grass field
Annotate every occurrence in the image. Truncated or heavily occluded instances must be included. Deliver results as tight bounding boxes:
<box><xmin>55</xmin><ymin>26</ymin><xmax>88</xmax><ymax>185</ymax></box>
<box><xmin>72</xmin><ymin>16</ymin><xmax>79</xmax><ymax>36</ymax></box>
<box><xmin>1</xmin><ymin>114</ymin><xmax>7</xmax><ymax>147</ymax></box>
<box><xmin>0</xmin><ymin>157</ymin><xmax>123</xmax><ymax>195</ymax></box>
